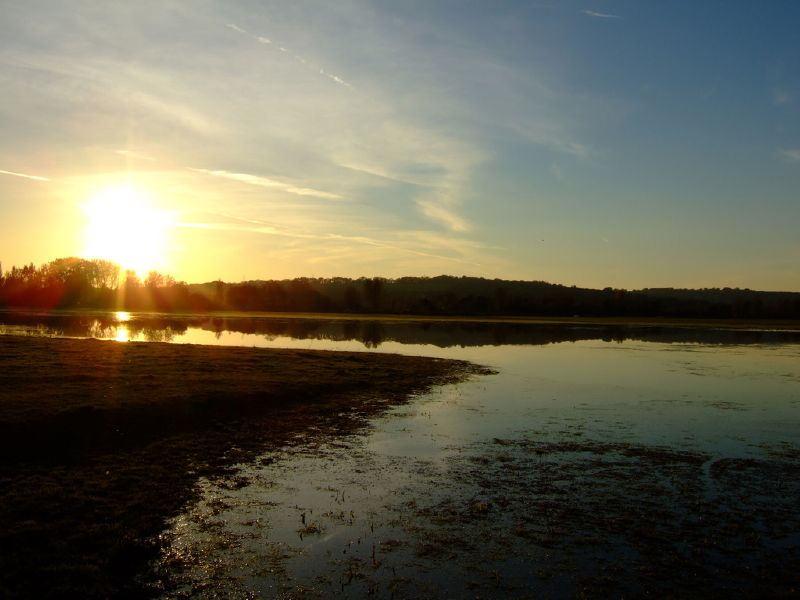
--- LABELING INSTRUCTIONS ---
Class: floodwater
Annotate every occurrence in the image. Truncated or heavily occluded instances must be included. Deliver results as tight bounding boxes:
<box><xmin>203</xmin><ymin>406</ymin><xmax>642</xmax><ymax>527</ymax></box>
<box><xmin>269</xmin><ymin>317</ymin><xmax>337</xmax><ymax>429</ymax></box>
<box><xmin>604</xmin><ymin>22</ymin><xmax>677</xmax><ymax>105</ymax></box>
<box><xmin>3</xmin><ymin>310</ymin><xmax>800</xmax><ymax>597</ymax></box>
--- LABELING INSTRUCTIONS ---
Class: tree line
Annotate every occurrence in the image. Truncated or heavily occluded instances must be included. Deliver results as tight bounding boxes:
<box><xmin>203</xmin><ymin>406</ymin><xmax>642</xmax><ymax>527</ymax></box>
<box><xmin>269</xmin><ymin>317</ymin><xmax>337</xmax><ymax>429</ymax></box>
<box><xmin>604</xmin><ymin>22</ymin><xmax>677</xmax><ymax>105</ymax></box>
<box><xmin>1</xmin><ymin>257</ymin><xmax>799</xmax><ymax>319</ymax></box>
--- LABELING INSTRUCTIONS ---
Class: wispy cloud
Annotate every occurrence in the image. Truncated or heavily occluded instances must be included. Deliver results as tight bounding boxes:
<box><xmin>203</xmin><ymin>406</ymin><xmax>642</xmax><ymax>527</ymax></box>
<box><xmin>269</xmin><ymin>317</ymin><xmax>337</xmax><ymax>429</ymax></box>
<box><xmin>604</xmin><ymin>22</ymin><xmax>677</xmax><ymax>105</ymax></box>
<box><xmin>416</xmin><ymin>199</ymin><xmax>470</xmax><ymax>233</ymax></box>
<box><xmin>330</xmin><ymin>114</ymin><xmax>485</xmax><ymax>232</ymax></box>
<box><xmin>337</xmin><ymin>161</ymin><xmax>439</xmax><ymax>188</ymax></box>
<box><xmin>177</xmin><ymin>213</ymin><xmax>481</xmax><ymax>267</ymax></box>
<box><xmin>558</xmin><ymin>141</ymin><xmax>589</xmax><ymax>157</ymax></box>
<box><xmin>114</xmin><ymin>149</ymin><xmax>155</xmax><ymax>161</ymax></box>
<box><xmin>131</xmin><ymin>91</ymin><xmax>223</xmax><ymax>135</ymax></box>
<box><xmin>227</xmin><ymin>22</ymin><xmax>354</xmax><ymax>89</ymax></box>
<box><xmin>0</xmin><ymin>169</ymin><xmax>50</xmax><ymax>182</ymax></box>
<box><xmin>513</xmin><ymin>121</ymin><xmax>590</xmax><ymax>158</ymax></box>
<box><xmin>321</xmin><ymin>68</ymin><xmax>349</xmax><ymax>87</ymax></box>
<box><xmin>583</xmin><ymin>10</ymin><xmax>622</xmax><ymax>19</ymax></box>
<box><xmin>0</xmin><ymin>3</ymin><xmax>611</xmax><ymax>280</ymax></box>
<box><xmin>189</xmin><ymin>168</ymin><xmax>343</xmax><ymax>200</ymax></box>
<box><xmin>0</xmin><ymin>51</ymin><xmax>224</xmax><ymax>138</ymax></box>
<box><xmin>773</xmin><ymin>88</ymin><xmax>791</xmax><ymax>106</ymax></box>
<box><xmin>779</xmin><ymin>148</ymin><xmax>800</xmax><ymax>162</ymax></box>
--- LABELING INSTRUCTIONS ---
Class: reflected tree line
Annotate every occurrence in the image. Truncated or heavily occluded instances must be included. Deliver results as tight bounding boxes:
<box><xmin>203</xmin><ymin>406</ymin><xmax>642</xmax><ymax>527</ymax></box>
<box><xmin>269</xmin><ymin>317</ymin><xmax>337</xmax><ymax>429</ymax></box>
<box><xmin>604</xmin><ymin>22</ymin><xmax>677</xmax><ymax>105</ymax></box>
<box><xmin>4</xmin><ymin>311</ymin><xmax>800</xmax><ymax>348</ymax></box>
<box><xmin>2</xmin><ymin>257</ymin><xmax>800</xmax><ymax>319</ymax></box>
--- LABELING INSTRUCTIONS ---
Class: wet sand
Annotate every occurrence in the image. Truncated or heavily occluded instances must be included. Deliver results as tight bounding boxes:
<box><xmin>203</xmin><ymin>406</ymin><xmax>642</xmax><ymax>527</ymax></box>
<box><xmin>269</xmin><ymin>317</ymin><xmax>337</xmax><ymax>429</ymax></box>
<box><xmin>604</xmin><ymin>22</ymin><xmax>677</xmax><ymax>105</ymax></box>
<box><xmin>0</xmin><ymin>335</ymin><xmax>488</xmax><ymax>598</ymax></box>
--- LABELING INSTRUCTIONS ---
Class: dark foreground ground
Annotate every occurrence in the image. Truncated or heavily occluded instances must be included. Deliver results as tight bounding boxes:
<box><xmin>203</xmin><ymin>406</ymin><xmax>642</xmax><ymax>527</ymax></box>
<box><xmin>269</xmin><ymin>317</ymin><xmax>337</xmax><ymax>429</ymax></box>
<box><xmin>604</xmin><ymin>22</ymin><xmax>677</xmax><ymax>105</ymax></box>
<box><xmin>0</xmin><ymin>335</ymin><xmax>487</xmax><ymax>599</ymax></box>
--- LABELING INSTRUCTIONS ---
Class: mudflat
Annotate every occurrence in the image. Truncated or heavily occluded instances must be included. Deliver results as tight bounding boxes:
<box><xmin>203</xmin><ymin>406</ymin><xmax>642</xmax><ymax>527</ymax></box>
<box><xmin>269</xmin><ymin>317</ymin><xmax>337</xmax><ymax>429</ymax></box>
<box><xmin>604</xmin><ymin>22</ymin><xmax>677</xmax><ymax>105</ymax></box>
<box><xmin>0</xmin><ymin>335</ymin><xmax>487</xmax><ymax>598</ymax></box>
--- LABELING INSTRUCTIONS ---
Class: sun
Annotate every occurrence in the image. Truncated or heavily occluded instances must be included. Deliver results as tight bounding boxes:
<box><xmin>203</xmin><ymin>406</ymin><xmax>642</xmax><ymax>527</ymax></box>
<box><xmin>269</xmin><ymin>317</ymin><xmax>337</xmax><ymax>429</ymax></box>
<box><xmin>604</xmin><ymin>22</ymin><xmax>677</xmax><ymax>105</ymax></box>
<box><xmin>82</xmin><ymin>184</ymin><xmax>172</xmax><ymax>278</ymax></box>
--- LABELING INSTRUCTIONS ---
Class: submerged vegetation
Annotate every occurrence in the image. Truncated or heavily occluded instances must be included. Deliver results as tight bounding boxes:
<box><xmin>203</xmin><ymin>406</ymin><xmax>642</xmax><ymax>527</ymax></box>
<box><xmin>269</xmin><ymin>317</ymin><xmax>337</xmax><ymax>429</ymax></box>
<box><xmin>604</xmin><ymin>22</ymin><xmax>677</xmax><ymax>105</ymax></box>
<box><xmin>2</xmin><ymin>257</ymin><xmax>800</xmax><ymax>318</ymax></box>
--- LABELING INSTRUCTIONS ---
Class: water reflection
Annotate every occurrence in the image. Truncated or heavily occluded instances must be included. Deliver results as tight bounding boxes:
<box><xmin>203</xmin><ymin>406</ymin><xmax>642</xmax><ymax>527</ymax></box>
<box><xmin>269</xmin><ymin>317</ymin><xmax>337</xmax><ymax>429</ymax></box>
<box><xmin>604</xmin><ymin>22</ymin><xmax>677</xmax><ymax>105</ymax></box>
<box><xmin>1</xmin><ymin>309</ymin><xmax>800</xmax><ymax>348</ymax></box>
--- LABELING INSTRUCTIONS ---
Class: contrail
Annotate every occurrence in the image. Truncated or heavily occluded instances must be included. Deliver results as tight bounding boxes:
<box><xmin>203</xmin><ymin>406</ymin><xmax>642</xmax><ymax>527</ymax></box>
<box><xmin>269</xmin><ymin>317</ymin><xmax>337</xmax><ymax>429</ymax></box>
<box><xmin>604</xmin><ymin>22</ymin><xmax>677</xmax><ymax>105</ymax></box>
<box><xmin>0</xmin><ymin>169</ymin><xmax>50</xmax><ymax>182</ymax></box>
<box><xmin>227</xmin><ymin>22</ymin><xmax>354</xmax><ymax>89</ymax></box>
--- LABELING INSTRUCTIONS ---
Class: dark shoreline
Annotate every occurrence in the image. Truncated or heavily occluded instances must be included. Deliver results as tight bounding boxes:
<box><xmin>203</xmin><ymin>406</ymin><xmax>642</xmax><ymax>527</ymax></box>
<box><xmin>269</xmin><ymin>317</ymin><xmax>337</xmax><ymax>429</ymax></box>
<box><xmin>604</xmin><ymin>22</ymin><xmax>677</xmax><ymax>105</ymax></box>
<box><xmin>0</xmin><ymin>335</ymin><xmax>489</xmax><ymax>598</ymax></box>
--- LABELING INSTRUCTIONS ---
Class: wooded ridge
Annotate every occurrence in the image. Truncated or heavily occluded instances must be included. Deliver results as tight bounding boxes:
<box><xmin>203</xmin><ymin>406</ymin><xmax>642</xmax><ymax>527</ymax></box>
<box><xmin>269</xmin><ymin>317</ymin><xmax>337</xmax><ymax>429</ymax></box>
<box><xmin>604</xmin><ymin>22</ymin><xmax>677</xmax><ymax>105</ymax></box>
<box><xmin>2</xmin><ymin>257</ymin><xmax>798</xmax><ymax>319</ymax></box>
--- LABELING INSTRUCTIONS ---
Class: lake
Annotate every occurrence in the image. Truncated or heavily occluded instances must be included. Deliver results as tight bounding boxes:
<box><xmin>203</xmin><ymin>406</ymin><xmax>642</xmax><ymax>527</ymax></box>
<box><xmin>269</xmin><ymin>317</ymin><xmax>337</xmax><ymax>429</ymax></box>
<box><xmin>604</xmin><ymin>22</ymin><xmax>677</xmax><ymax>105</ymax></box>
<box><xmin>2</xmin><ymin>310</ymin><xmax>799</xmax><ymax>597</ymax></box>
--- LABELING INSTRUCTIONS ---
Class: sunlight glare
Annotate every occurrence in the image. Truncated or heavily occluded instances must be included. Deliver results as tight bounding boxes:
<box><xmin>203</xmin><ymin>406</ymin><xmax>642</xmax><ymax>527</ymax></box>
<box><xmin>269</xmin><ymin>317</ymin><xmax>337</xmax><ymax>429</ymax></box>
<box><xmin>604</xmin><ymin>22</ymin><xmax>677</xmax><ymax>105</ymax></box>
<box><xmin>114</xmin><ymin>325</ymin><xmax>131</xmax><ymax>342</ymax></box>
<box><xmin>82</xmin><ymin>184</ymin><xmax>173</xmax><ymax>277</ymax></box>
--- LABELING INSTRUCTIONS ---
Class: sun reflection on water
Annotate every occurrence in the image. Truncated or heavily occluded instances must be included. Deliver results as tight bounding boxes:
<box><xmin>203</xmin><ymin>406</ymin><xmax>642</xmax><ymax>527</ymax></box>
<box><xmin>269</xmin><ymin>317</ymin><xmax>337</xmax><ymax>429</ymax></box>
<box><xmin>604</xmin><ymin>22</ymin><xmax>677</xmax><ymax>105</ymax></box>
<box><xmin>115</xmin><ymin>311</ymin><xmax>131</xmax><ymax>322</ymax></box>
<box><xmin>115</xmin><ymin>326</ymin><xmax>131</xmax><ymax>342</ymax></box>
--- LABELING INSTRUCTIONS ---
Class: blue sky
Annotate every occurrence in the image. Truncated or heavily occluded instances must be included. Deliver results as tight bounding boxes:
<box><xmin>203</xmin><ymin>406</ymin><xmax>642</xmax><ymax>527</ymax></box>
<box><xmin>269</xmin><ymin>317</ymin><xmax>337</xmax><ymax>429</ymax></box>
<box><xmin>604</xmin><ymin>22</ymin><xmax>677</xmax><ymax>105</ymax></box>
<box><xmin>1</xmin><ymin>1</ymin><xmax>798</xmax><ymax>289</ymax></box>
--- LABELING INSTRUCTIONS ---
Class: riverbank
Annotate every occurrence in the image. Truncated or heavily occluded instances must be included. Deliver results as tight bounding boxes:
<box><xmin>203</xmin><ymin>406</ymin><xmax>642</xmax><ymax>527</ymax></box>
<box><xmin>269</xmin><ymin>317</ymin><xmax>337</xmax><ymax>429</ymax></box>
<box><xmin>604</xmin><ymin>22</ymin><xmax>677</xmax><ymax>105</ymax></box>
<box><xmin>0</xmin><ymin>335</ymin><xmax>489</xmax><ymax>598</ymax></box>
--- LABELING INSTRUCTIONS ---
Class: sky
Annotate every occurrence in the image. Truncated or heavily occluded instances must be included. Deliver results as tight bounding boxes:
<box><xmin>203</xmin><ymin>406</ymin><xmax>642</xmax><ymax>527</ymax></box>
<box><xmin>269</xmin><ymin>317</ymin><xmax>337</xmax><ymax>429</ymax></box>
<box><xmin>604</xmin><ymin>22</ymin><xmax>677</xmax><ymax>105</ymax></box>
<box><xmin>1</xmin><ymin>1</ymin><xmax>799</xmax><ymax>290</ymax></box>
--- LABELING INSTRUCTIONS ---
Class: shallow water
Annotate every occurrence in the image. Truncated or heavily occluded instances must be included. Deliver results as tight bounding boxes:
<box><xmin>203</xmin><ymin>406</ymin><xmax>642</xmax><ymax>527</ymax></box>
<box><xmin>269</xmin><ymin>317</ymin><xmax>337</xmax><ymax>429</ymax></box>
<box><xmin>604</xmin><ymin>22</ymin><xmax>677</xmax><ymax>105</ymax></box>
<box><xmin>3</xmin><ymin>310</ymin><xmax>800</xmax><ymax>596</ymax></box>
<box><xmin>2</xmin><ymin>308</ymin><xmax>800</xmax><ymax>349</ymax></box>
<box><xmin>157</xmin><ymin>339</ymin><xmax>800</xmax><ymax>598</ymax></box>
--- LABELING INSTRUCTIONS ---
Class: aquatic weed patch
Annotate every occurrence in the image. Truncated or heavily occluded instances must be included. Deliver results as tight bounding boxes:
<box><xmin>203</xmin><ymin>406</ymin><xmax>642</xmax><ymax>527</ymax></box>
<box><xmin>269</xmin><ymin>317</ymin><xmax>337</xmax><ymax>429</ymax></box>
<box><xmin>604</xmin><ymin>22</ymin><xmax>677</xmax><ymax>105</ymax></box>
<box><xmin>387</xmin><ymin>438</ymin><xmax>800</xmax><ymax>598</ymax></box>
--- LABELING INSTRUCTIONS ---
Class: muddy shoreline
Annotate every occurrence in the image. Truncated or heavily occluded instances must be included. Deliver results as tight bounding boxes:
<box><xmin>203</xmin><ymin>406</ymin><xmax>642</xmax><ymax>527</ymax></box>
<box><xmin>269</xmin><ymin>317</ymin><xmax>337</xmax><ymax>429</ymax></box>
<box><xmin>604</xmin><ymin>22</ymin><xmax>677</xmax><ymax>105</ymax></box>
<box><xmin>0</xmin><ymin>335</ymin><xmax>488</xmax><ymax>598</ymax></box>
<box><xmin>157</xmin><ymin>422</ymin><xmax>800</xmax><ymax>599</ymax></box>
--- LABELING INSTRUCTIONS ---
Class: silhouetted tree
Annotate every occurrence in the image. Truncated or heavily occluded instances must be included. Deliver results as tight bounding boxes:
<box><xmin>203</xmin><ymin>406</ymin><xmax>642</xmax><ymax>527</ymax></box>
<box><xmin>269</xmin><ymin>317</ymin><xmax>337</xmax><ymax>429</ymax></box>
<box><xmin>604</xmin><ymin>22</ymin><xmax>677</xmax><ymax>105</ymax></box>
<box><xmin>362</xmin><ymin>277</ymin><xmax>384</xmax><ymax>312</ymax></box>
<box><xmin>145</xmin><ymin>271</ymin><xmax>165</xmax><ymax>289</ymax></box>
<box><xmin>122</xmin><ymin>270</ymin><xmax>142</xmax><ymax>309</ymax></box>
<box><xmin>2</xmin><ymin>257</ymin><xmax>800</xmax><ymax>319</ymax></box>
<box><xmin>343</xmin><ymin>285</ymin><xmax>361</xmax><ymax>312</ymax></box>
